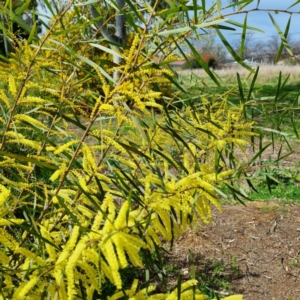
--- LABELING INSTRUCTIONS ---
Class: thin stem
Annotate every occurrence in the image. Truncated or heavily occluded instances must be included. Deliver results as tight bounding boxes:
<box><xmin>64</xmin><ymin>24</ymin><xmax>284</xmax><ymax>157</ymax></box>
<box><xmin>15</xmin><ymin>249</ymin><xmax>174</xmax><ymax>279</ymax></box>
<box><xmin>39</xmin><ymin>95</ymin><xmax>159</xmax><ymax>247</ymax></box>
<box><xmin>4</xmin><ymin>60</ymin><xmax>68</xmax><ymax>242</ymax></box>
<box><xmin>222</xmin><ymin>8</ymin><xmax>299</xmax><ymax>18</ymax></box>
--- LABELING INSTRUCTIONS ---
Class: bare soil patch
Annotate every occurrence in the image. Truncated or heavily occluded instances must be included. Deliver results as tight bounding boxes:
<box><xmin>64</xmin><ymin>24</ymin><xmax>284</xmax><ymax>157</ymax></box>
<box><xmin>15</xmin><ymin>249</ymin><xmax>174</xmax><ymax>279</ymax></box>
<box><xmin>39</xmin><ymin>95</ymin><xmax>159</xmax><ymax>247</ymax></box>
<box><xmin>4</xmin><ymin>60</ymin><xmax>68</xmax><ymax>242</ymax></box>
<box><xmin>166</xmin><ymin>202</ymin><xmax>300</xmax><ymax>299</ymax></box>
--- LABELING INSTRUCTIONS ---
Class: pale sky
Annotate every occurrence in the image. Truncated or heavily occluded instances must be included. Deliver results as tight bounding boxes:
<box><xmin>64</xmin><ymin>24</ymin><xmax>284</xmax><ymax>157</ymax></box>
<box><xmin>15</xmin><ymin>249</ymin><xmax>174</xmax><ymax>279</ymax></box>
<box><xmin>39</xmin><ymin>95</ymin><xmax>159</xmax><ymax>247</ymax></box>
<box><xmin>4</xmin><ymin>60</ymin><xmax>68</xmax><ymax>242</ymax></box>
<box><xmin>219</xmin><ymin>0</ymin><xmax>300</xmax><ymax>42</ymax></box>
<box><xmin>38</xmin><ymin>0</ymin><xmax>300</xmax><ymax>44</ymax></box>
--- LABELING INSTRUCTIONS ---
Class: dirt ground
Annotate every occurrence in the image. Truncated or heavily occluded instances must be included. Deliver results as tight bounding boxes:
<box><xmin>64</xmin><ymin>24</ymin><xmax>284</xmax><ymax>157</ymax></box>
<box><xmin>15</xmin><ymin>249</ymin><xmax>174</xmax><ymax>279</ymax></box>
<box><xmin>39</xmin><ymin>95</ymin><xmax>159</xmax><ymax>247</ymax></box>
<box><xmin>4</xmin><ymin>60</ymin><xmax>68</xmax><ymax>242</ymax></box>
<box><xmin>166</xmin><ymin>202</ymin><xmax>300</xmax><ymax>300</ymax></box>
<box><xmin>163</xmin><ymin>140</ymin><xmax>300</xmax><ymax>300</ymax></box>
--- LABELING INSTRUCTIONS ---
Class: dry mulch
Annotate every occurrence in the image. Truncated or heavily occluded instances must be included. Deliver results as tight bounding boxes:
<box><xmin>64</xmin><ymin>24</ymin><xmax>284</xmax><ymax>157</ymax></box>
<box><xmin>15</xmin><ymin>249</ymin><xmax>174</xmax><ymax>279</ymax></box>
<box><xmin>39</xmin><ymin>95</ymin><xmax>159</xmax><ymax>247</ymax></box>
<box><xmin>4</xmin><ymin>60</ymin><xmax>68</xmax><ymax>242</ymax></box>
<box><xmin>165</xmin><ymin>202</ymin><xmax>300</xmax><ymax>300</ymax></box>
<box><xmin>162</xmin><ymin>140</ymin><xmax>300</xmax><ymax>299</ymax></box>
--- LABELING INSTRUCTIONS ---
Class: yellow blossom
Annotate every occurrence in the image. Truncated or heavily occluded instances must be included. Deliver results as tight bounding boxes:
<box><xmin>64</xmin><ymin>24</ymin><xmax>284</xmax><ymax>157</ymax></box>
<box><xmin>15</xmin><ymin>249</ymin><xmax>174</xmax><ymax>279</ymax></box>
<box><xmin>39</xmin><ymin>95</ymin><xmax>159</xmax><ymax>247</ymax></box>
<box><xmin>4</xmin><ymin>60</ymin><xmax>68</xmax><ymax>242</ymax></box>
<box><xmin>13</xmin><ymin>276</ymin><xmax>40</xmax><ymax>300</ymax></box>
<box><xmin>0</xmin><ymin>185</ymin><xmax>10</xmax><ymax>207</ymax></box>
<box><xmin>53</xmin><ymin>140</ymin><xmax>79</xmax><ymax>155</ymax></box>
<box><xmin>8</xmin><ymin>75</ymin><xmax>17</xmax><ymax>96</ymax></box>
<box><xmin>66</xmin><ymin>237</ymin><xmax>87</xmax><ymax>300</ymax></box>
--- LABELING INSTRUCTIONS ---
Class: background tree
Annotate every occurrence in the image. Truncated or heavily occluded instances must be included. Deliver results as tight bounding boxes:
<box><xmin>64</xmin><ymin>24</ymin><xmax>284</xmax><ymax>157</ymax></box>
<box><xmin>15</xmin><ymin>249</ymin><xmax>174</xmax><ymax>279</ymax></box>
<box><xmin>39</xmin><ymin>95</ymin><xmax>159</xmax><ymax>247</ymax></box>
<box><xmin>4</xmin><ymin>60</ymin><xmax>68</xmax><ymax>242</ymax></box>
<box><xmin>232</xmin><ymin>34</ymin><xmax>299</xmax><ymax>64</ymax></box>
<box><xmin>196</xmin><ymin>29</ymin><xmax>228</xmax><ymax>64</ymax></box>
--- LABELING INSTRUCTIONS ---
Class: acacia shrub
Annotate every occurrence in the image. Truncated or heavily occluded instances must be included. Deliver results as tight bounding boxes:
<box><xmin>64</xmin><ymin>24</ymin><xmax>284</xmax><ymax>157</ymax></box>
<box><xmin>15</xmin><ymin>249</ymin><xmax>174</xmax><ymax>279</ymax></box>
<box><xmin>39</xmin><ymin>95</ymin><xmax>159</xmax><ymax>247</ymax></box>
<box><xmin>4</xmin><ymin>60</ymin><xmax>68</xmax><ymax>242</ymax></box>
<box><xmin>0</xmin><ymin>1</ymin><xmax>283</xmax><ymax>299</ymax></box>
<box><xmin>0</xmin><ymin>36</ymin><xmax>248</xmax><ymax>299</ymax></box>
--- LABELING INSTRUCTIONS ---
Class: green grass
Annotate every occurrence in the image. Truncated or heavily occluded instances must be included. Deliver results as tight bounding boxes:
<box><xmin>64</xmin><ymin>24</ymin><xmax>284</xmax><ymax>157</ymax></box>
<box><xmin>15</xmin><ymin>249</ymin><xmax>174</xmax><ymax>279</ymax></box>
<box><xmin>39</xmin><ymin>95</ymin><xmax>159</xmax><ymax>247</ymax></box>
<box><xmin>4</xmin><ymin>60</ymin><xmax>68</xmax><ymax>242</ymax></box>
<box><xmin>218</xmin><ymin>165</ymin><xmax>300</xmax><ymax>206</ymax></box>
<box><xmin>250</xmin><ymin>184</ymin><xmax>300</xmax><ymax>203</ymax></box>
<box><xmin>289</xmin><ymin>254</ymin><xmax>300</xmax><ymax>268</ymax></box>
<box><xmin>258</xmin><ymin>83</ymin><xmax>300</xmax><ymax>101</ymax></box>
<box><xmin>195</xmin><ymin>257</ymin><xmax>239</xmax><ymax>299</ymax></box>
<box><xmin>181</xmin><ymin>74</ymin><xmax>300</xmax><ymax>105</ymax></box>
<box><xmin>245</xmin><ymin>166</ymin><xmax>300</xmax><ymax>204</ymax></box>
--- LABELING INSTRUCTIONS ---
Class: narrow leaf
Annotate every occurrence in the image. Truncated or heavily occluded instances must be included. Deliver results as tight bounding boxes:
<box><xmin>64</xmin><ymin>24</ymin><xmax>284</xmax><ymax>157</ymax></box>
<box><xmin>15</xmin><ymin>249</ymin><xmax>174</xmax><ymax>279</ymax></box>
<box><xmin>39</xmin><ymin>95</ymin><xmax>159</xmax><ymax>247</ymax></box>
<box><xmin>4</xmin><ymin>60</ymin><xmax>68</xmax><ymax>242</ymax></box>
<box><xmin>239</xmin><ymin>14</ymin><xmax>248</xmax><ymax>58</ymax></box>
<box><xmin>268</xmin><ymin>13</ymin><xmax>293</xmax><ymax>62</ymax></box>
<box><xmin>184</xmin><ymin>38</ymin><xmax>220</xmax><ymax>86</ymax></box>
<box><xmin>76</xmin><ymin>54</ymin><xmax>115</xmax><ymax>83</ymax></box>
<box><xmin>216</xmin><ymin>28</ymin><xmax>254</xmax><ymax>73</ymax></box>
<box><xmin>246</xmin><ymin>66</ymin><xmax>259</xmax><ymax>102</ymax></box>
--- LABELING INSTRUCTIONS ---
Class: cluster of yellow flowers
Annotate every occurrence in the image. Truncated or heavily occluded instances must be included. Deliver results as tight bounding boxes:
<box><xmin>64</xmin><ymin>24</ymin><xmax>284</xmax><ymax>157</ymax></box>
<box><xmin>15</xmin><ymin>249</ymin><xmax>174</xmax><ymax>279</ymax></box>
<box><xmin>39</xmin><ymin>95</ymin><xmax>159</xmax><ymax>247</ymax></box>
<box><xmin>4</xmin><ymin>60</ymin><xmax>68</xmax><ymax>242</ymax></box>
<box><xmin>0</xmin><ymin>6</ymin><xmax>255</xmax><ymax>299</ymax></box>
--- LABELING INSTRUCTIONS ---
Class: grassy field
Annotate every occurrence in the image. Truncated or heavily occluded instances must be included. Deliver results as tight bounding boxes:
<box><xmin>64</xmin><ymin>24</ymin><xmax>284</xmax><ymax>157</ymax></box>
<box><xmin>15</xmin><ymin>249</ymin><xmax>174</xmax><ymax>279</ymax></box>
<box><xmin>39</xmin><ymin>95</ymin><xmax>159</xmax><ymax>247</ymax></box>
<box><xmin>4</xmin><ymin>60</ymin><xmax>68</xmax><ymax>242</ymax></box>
<box><xmin>180</xmin><ymin>65</ymin><xmax>300</xmax><ymax>101</ymax></box>
<box><xmin>180</xmin><ymin>65</ymin><xmax>300</xmax><ymax>85</ymax></box>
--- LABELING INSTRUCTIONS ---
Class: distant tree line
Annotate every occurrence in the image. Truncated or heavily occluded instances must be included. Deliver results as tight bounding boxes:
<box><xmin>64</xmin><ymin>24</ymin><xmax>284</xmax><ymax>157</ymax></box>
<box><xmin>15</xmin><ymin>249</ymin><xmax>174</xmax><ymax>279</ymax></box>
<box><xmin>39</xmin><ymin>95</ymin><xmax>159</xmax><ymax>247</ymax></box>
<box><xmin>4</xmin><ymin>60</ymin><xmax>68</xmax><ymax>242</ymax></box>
<box><xmin>232</xmin><ymin>33</ymin><xmax>300</xmax><ymax>64</ymax></box>
<box><xmin>183</xmin><ymin>30</ymin><xmax>300</xmax><ymax>69</ymax></box>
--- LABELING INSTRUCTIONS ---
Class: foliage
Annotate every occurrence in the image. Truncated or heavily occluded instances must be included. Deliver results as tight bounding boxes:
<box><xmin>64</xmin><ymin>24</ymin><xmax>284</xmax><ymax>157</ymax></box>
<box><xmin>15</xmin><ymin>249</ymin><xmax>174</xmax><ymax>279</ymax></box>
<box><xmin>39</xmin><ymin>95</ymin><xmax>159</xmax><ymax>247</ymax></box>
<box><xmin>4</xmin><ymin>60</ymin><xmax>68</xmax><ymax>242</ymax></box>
<box><xmin>183</xmin><ymin>54</ymin><xmax>216</xmax><ymax>69</ymax></box>
<box><xmin>0</xmin><ymin>34</ymin><xmax>251</xmax><ymax>296</ymax></box>
<box><xmin>0</xmin><ymin>0</ymin><xmax>299</xmax><ymax>299</ymax></box>
<box><xmin>0</xmin><ymin>0</ymin><xmax>41</xmax><ymax>58</ymax></box>
<box><xmin>248</xmin><ymin>167</ymin><xmax>300</xmax><ymax>203</ymax></box>
<box><xmin>196</xmin><ymin>258</ymin><xmax>239</xmax><ymax>299</ymax></box>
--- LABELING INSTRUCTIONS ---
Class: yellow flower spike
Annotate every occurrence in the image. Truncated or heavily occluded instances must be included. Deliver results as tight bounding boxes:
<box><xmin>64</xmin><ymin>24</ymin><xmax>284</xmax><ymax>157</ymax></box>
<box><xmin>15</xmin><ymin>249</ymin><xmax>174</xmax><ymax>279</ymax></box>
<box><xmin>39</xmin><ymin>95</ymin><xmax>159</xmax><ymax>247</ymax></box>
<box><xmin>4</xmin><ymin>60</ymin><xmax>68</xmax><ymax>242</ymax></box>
<box><xmin>144</xmin><ymin>226</ymin><xmax>161</xmax><ymax>248</ymax></box>
<box><xmin>195</xmin><ymin>198</ymin><xmax>212</xmax><ymax>225</ymax></box>
<box><xmin>3</xmin><ymin>275</ymin><xmax>14</xmax><ymax>290</ymax></box>
<box><xmin>119</xmin><ymin>232</ymin><xmax>147</xmax><ymax>249</ymax></box>
<box><xmin>0</xmin><ymin>251</ymin><xmax>9</xmax><ymax>265</ymax></box>
<box><xmin>103</xmin><ymin>136</ymin><xmax>127</xmax><ymax>154</ymax></box>
<box><xmin>14</xmin><ymin>114</ymin><xmax>49</xmax><ymax>131</ymax></box>
<box><xmin>78</xmin><ymin>175</ymin><xmax>89</xmax><ymax>192</ymax></box>
<box><xmin>156</xmin><ymin>209</ymin><xmax>172</xmax><ymax>240</ymax></box>
<box><xmin>82</xmin><ymin>248</ymin><xmax>99</xmax><ymax>266</ymax></box>
<box><xmin>113</xmin><ymin>233</ymin><xmax>128</xmax><ymax>268</ymax></box>
<box><xmin>56</xmin><ymin>226</ymin><xmax>80</xmax><ymax>266</ymax></box>
<box><xmin>66</xmin><ymin>237</ymin><xmax>88</xmax><ymax>300</ymax></box>
<box><xmin>52</xmin><ymin>196</ymin><xmax>59</xmax><ymax>204</ymax></box>
<box><xmin>152</xmin><ymin>216</ymin><xmax>169</xmax><ymax>241</ymax></box>
<box><xmin>102</xmin><ymin>85</ymin><xmax>110</xmax><ymax>97</ymax></box>
<box><xmin>50</xmin><ymin>169</ymin><xmax>61</xmax><ymax>182</ymax></box>
<box><xmin>0</xmin><ymin>90</ymin><xmax>11</xmax><ymax>108</ymax></box>
<box><xmin>91</xmin><ymin>211</ymin><xmax>104</xmax><ymax>232</ymax></box>
<box><xmin>7</xmin><ymin>138</ymin><xmax>42</xmax><ymax>151</ymax></box>
<box><xmin>0</xmin><ymin>228</ymin><xmax>18</xmax><ymax>250</ymax></box>
<box><xmin>108</xmin><ymin>279</ymin><xmax>140</xmax><ymax>300</ymax></box>
<box><xmin>0</xmin><ymin>185</ymin><xmax>10</xmax><ymax>207</ymax></box>
<box><xmin>99</xmin><ymin>103</ymin><xmax>114</xmax><ymax>111</ymax></box>
<box><xmin>100</xmin><ymin>259</ymin><xmax>115</xmax><ymax>285</ymax></box>
<box><xmin>77</xmin><ymin>260</ymin><xmax>99</xmax><ymax>292</ymax></box>
<box><xmin>85</xmin><ymin>286</ymin><xmax>95</xmax><ymax>300</ymax></box>
<box><xmin>15</xmin><ymin>246</ymin><xmax>46</xmax><ymax>266</ymax></box>
<box><xmin>114</xmin><ymin>201</ymin><xmax>130</xmax><ymax>230</ymax></box>
<box><xmin>13</xmin><ymin>276</ymin><xmax>40</xmax><ymax>300</ymax></box>
<box><xmin>164</xmin><ymin>280</ymin><xmax>199</xmax><ymax>300</ymax></box>
<box><xmin>183</xmin><ymin>152</ymin><xmax>191</xmax><ymax>173</ymax></box>
<box><xmin>40</xmin><ymin>226</ymin><xmax>57</xmax><ymax>262</ymax></box>
<box><xmin>90</xmin><ymin>96</ymin><xmax>101</xmax><ymax>120</ymax></box>
<box><xmin>218</xmin><ymin>296</ymin><xmax>243</xmax><ymax>300</ymax></box>
<box><xmin>101</xmin><ymin>239</ymin><xmax>122</xmax><ymax>288</ymax></box>
<box><xmin>53</xmin><ymin>140</ymin><xmax>79</xmax><ymax>155</ymax></box>
<box><xmin>77</xmin><ymin>205</ymin><xmax>94</xmax><ymax>219</ymax></box>
<box><xmin>124</xmin><ymin>34</ymin><xmax>140</xmax><ymax>72</ymax></box>
<box><xmin>101</xmin><ymin>193</ymin><xmax>116</xmax><ymax>219</ymax></box>
<box><xmin>0</xmin><ymin>218</ymin><xmax>24</xmax><ymax>226</ymax></box>
<box><xmin>8</xmin><ymin>75</ymin><xmax>17</xmax><ymax>97</ymax></box>
<box><xmin>123</xmin><ymin>245</ymin><xmax>143</xmax><ymax>267</ymax></box>
<box><xmin>82</xmin><ymin>142</ymin><xmax>97</xmax><ymax>174</ymax></box>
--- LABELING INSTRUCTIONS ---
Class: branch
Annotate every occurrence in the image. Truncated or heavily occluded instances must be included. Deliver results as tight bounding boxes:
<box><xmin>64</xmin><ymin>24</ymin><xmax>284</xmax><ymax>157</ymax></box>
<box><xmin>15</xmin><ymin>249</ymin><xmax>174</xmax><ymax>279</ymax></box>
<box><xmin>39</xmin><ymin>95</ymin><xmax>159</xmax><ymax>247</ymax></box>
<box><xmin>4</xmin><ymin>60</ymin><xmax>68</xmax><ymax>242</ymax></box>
<box><xmin>89</xmin><ymin>4</ymin><xmax>117</xmax><ymax>43</ymax></box>
<box><xmin>222</xmin><ymin>8</ymin><xmax>300</xmax><ymax>18</ymax></box>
